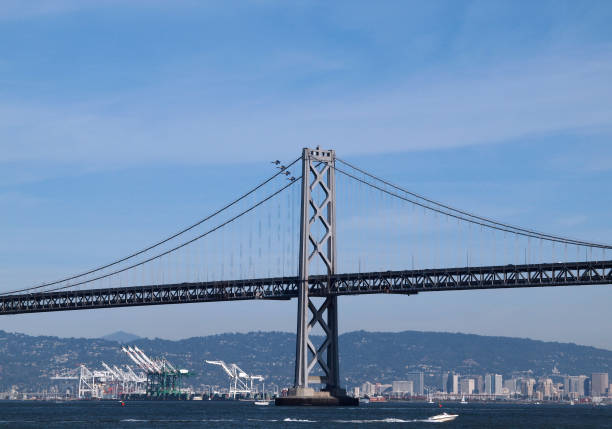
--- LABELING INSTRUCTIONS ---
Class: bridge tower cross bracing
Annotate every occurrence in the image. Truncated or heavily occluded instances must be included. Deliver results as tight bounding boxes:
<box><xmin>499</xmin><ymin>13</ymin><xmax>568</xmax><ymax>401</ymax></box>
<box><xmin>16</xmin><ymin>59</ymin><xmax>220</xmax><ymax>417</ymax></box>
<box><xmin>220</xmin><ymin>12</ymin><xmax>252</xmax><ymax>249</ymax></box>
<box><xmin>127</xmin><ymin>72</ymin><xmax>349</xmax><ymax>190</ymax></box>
<box><xmin>280</xmin><ymin>147</ymin><xmax>356</xmax><ymax>406</ymax></box>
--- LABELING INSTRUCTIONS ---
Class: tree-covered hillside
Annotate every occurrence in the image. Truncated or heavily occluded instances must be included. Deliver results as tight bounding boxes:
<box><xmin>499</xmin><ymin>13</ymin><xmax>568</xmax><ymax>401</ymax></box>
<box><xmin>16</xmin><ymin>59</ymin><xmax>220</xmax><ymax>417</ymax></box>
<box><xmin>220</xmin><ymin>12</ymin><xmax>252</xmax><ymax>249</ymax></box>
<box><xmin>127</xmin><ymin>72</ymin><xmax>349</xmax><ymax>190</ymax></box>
<box><xmin>0</xmin><ymin>330</ymin><xmax>610</xmax><ymax>392</ymax></box>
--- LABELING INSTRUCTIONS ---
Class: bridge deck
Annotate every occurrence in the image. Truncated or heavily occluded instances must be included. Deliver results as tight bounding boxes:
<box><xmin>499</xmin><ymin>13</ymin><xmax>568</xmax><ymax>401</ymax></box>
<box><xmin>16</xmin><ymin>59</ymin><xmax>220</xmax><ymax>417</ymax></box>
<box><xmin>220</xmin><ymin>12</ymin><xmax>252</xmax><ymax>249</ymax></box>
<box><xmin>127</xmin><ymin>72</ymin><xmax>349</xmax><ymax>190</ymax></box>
<box><xmin>1</xmin><ymin>260</ymin><xmax>611</xmax><ymax>315</ymax></box>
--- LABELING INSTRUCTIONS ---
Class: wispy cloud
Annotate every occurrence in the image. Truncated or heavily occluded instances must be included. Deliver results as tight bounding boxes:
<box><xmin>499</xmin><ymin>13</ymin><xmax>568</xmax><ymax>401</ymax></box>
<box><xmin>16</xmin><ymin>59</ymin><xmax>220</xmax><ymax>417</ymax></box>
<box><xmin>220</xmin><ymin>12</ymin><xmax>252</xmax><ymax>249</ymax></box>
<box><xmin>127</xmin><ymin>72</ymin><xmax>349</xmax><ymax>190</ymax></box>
<box><xmin>2</xmin><ymin>46</ymin><xmax>611</xmax><ymax>167</ymax></box>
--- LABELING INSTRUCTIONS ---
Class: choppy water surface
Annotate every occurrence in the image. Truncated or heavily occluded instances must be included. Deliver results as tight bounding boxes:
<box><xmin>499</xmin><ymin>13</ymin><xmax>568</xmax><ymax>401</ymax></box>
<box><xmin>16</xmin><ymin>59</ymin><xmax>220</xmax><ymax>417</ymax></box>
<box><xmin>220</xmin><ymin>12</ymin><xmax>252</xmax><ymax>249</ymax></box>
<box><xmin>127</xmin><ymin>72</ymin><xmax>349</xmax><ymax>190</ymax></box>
<box><xmin>0</xmin><ymin>400</ymin><xmax>610</xmax><ymax>428</ymax></box>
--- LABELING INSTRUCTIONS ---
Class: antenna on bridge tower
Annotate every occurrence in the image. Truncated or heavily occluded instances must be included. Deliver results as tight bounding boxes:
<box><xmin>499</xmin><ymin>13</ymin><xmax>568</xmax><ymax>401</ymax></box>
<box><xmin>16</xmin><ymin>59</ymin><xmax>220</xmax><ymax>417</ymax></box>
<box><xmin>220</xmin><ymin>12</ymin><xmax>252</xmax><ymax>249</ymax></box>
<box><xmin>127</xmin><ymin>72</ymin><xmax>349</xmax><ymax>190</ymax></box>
<box><xmin>277</xmin><ymin>147</ymin><xmax>357</xmax><ymax>406</ymax></box>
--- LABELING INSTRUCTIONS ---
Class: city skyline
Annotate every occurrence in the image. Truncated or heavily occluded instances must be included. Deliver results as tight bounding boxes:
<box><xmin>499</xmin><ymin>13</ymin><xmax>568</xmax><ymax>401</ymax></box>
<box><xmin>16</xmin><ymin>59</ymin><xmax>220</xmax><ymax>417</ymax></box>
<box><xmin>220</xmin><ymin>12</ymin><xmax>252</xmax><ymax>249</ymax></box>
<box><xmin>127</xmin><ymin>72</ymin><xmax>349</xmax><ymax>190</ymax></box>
<box><xmin>358</xmin><ymin>370</ymin><xmax>611</xmax><ymax>400</ymax></box>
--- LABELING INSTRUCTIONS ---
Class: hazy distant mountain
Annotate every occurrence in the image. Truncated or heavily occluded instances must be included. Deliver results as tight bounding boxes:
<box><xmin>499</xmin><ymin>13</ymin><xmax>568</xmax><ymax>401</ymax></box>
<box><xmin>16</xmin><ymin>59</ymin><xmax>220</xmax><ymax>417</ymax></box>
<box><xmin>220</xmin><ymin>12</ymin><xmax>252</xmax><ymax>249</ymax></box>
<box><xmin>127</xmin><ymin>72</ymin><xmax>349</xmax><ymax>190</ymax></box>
<box><xmin>101</xmin><ymin>331</ymin><xmax>142</xmax><ymax>344</ymax></box>
<box><xmin>0</xmin><ymin>330</ymin><xmax>610</xmax><ymax>392</ymax></box>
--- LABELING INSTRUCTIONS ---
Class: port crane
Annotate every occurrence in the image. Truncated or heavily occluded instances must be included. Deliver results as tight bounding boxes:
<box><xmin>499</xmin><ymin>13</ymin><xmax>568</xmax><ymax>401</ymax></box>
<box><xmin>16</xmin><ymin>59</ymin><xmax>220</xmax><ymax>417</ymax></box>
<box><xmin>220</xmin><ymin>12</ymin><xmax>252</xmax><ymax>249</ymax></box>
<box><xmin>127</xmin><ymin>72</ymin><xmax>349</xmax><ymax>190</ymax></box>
<box><xmin>122</xmin><ymin>346</ymin><xmax>189</xmax><ymax>398</ymax></box>
<box><xmin>52</xmin><ymin>363</ymin><xmax>147</xmax><ymax>399</ymax></box>
<box><xmin>205</xmin><ymin>360</ymin><xmax>264</xmax><ymax>399</ymax></box>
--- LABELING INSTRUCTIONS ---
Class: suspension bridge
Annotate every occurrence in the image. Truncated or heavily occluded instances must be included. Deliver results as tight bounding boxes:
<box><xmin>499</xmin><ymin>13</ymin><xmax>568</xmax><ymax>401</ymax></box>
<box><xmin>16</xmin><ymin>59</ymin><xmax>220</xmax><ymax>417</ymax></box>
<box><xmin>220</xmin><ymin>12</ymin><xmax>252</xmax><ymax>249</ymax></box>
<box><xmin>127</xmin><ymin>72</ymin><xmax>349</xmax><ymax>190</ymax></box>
<box><xmin>1</xmin><ymin>147</ymin><xmax>611</xmax><ymax>405</ymax></box>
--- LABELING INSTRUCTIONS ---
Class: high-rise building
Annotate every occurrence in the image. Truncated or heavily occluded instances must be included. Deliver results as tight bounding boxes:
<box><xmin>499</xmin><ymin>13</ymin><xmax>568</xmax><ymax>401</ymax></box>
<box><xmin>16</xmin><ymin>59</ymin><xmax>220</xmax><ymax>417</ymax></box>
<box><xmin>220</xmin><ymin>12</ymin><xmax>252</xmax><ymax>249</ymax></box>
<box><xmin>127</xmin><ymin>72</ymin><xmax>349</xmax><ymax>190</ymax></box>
<box><xmin>519</xmin><ymin>378</ymin><xmax>535</xmax><ymax>397</ymax></box>
<box><xmin>485</xmin><ymin>374</ymin><xmax>503</xmax><ymax>395</ymax></box>
<box><xmin>494</xmin><ymin>374</ymin><xmax>503</xmax><ymax>395</ymax></box>
<box><xmin>473</xmin><ymin>375</ymin><xmax>484</xmax><ymax>394</ymax></box>
<box><xmin>536</xmin><ymin>378</ymin><xmax>553</xmax><ymax>399</ymax></box>
<box><xmin>392</xmin><ymin>380</ymin><xmax>414</xmax><ymax>396</ymax></box>
<box><xmin>585</xmin><ymin>378</ymin><xmax>591</xmax><ymax>397</ymax></box>
<box><xmin>361</xmin><ymin>381</ymin><xmax>376</xmax><ymax>397</ymax></box>
<box><xmin>405</xmin><ymin>372</ymin><xmax>424</xmax><ymax>396</ymax></box>
<box><xmin>460</xmin><ymin>378</ymin><xmax>475</xmax><ymax>395</ymax></box>
<box><xmin>504</xmin><ymin>378</ymin><xmax>517</xmax><ymax>395</ymax></box>
<box><xmin>450</xmin><ymin>374</ymin><xmax>459</xmax><ymax>394</ymax></box>
<box><xmin>568</xmin><ymin>376</ymin><xmax>588</xmax><ymax>398</ymax></box>
<box><xmin>442</xmin><ymin>372</ymin><xmax>459</xmax><ymax>393</ymax></box>
<box><xmin>591</xmin><ymin>373</ymin><xmax>609</xmax><ymax>397</ymax></box>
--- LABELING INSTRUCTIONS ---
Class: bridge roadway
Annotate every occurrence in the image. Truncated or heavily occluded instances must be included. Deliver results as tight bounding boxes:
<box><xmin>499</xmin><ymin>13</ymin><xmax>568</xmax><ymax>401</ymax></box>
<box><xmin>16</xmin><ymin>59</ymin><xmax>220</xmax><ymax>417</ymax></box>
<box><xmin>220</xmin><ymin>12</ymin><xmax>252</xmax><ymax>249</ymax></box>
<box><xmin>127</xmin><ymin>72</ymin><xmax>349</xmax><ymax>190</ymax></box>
<box><xmin>1</xmin><ymin>260</ymin><xmax>611</xmax><ymax>315</ymax></box>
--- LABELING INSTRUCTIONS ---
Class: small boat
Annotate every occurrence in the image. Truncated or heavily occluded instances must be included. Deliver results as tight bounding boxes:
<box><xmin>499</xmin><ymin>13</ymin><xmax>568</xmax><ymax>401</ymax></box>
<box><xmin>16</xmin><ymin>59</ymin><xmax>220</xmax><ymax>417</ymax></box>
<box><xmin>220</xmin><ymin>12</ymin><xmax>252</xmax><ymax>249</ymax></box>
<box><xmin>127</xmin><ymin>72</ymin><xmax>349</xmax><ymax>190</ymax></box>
<box><xmin>460</xmin><ymin>395</ymin><xmax>467</xmax><ymax>404</ymax></box>
<box><xmin>369</xmin><ymin>396</ymin><xmax>387</xmax><ymax>402</ymax></box>
<box><xmin>254</xmin><ymin>400</ymin><xmax>270</xmax><ymax>406</ymax></box>
<box><xmin>428</xmin><ymin>412</ymin><xmax>459</xmax><ymax>422</ymax></box>
<box><xmin>360</xmin><ymin>398</ymin><xmax>370</xmax><ymax>404</ymax></box>
<box><xmin>427</xmin><ymin>394</ymin><xmax>435</xmax><ymax>404</ymax></box>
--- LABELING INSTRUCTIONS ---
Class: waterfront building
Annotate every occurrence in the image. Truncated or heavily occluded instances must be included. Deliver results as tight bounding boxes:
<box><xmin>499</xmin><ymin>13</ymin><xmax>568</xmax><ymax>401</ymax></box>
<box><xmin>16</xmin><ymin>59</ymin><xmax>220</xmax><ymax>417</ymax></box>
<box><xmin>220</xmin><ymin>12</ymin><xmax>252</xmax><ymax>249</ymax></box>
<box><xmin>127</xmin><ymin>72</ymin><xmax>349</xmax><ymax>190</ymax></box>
<box><xmin>536</xmin><ymin>378</ymin><xmax>553</xmax><ymax>399</ymax></box>
<box><xmin>504</xmin><ymin>378</ymin><xmax>517</xmax><ymax>395</ymax></box>
<box><xmin>473</xmin><ymin>375</ymin><xmax>484</xmax><ymax>394</ymax></box>
<box><xmin>445</xmin><ymin>373</ymin><xmax>460</xmax><ymax>394</ymax></box>
<box><xmin>375</xmin><ymin>383</ymin><xmax>392</xmax><ymax>395</ymax></box>
<box><xmin>568</xmin><ymin>375</ymin><xmax>588</xmax><ymax>398</ymax></box>
<box><xmin>452</xmin><ymin>374</ymin><xmax>459</xmax><ymax>394</ymax></box>
<box><xmin>519</xmin><ymin>378</ymin><xmax>535</xmax><ymax>397</ymax></box>
<box><xmin>591</xmin><ymin>373</ymin><xmax>609</xmax><ymax>397</ymax></box>
<box><xmin>485</xmin><ymin>374</ymin><xmax>503</xmax><ymax>395</ymax></box>
<box><xmin>405</xmin><ymin>372</ymin><xmax>424</xmax><ymax>395</ymax></box>
<box><xmin>392</xmin><ymin>380</ymin><xmax>414</xmax><ymax>396</ymax></box>
<box><xmin>494</xmin><ymin>374</ymin><xmax>503</xmax><ymax>395</ymax></box>
<box><xmin>361</xmin><ymin>381</ymin><xmax>376</xmax><ymax>397</ymax></box>
<box><xmin>460</xmin><ymin>378</ymin><xmax>475</xmax><ymax>395</ymax></box>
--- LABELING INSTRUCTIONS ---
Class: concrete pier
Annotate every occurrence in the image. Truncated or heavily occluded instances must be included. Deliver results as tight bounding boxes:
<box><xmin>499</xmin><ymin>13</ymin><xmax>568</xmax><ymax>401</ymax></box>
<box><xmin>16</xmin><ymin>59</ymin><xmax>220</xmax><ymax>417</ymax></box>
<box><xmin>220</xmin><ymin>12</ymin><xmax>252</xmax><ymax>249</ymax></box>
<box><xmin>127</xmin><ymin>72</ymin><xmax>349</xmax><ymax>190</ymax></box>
<box><xmin>274</xmin><ymin>387</ymin><xmax>359</xmax><ymax>406</ymax></box>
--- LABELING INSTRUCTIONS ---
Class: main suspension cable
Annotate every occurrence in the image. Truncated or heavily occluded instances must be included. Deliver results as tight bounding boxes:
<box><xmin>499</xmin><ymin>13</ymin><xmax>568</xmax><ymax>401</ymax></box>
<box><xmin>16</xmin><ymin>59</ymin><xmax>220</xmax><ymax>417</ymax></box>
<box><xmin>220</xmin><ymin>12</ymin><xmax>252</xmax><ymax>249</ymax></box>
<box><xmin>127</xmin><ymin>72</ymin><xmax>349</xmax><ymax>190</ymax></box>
<box><xmin>1</xmin><ymin>157</ymin><xmax>300</xmax><ymax>295</ymax></box>
<box><xmin>6</xmin><ymin>177</ymin><xmax>302</xmax><ymax>296</ymax></box>
<box><xmin>328</xmin><ymin>160</ymin><xmax>612</xmax><ymax>250</ymax></box>
<box><xmin>335</xmin><ymin>158</ymin><xmax>612</xmax><ymax>250</ymax></box>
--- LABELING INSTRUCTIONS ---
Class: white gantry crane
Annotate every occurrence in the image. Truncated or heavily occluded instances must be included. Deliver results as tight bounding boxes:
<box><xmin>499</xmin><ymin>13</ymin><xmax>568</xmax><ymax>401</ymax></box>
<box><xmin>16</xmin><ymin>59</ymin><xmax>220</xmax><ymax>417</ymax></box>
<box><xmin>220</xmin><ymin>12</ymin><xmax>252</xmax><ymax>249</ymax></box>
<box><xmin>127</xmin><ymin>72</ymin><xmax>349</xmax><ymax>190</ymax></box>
<box><xmin>51</xmin><ymin>346</ymin><xmax>188</xmax><ymax>400</ymax></box>
<box><xmin>54</xmin><ymin>363</ymin><xmax>147</xmax><ymax>399</ymax></box>
<box><xmin>205</xmin><ymin>360</ymin><xmax>264</xmax><ymax>399</ymax></box>
<box><xmin>52</xmin><ymin>360</ymin><xmax>148</xmax><ymax>399</ymax></box>
<box><xmin>122</xmin><ymin>346</ymin><xmax>189</xmax><ymax>398</ymax></box>
<box><xmin>50</xmin><ymin>348</ymin><xmax>166</xmax><ymax>400</ymax></box>
<box><xmin>122</xmin><ymin>346</ymin><xmax>187</xmax><ymax>375</ymax></box>
<box><xmin>51</xmin><ymin>365</ymin><xmax>105</xmax><ymax>399</ymax></box>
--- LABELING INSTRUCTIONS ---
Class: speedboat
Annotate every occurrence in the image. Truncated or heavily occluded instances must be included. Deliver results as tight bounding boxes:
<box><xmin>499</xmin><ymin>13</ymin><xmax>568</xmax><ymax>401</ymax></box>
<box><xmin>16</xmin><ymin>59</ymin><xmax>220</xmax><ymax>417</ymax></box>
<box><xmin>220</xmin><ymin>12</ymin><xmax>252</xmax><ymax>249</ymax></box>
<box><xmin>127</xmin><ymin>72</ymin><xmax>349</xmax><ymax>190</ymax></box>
<box><xmin>254</xmin><ymin>400</ymin><xmax>270</xmax><ymax>406</ymax></box>
<box><xmin>428</xmin><ymin>412</ymin><xmax>459</xmax><ymax>422</ymax></box>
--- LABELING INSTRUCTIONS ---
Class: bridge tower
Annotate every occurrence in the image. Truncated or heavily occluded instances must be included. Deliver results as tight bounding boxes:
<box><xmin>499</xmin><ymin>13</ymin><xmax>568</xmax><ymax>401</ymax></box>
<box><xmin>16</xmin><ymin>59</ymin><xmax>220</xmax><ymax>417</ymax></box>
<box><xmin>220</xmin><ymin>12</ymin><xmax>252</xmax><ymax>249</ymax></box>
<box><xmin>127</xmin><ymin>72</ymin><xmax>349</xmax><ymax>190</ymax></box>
<box><xmin>276</xmin><ymin>147</ymin><xmax>357</xmax><ymax>406</ymax></box>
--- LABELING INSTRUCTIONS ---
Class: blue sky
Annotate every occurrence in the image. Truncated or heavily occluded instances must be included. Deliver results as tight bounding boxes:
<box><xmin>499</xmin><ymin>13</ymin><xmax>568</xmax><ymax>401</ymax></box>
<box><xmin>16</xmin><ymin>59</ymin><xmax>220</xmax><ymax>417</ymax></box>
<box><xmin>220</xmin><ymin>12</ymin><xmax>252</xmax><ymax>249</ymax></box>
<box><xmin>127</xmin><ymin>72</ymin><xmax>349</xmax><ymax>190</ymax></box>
<box><xmin>1</xmin><ymin>1</ymin><xmax>612</xmax><ymax>349</ymax></box>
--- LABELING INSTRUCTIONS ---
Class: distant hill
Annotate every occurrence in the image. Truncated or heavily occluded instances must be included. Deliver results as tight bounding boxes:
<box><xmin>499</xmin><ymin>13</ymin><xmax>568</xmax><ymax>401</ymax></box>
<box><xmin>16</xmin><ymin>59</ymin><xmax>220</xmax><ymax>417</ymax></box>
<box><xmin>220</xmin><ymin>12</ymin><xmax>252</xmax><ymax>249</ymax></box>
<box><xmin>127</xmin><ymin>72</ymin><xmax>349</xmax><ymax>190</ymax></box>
<box><xmin>0</xmin><ymin>330</ymin><xmax>609</xmax><ymax>392</ymax></box>
<box><xmin>101</xmin><ymin>331</ymin><xmax>142</xmax><ymax>344</ymax></box>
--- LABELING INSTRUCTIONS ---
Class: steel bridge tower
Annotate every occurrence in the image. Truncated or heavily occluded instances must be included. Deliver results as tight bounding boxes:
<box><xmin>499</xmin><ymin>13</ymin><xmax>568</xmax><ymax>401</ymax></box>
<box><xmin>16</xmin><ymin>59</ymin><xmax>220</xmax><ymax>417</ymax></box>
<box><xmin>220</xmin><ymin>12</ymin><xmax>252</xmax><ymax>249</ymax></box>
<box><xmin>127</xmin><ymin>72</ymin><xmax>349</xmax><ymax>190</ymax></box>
<box><xmin>276</xmin><ymin>147</ymin><xmax>357</xmax><ymax>406</ymax></box>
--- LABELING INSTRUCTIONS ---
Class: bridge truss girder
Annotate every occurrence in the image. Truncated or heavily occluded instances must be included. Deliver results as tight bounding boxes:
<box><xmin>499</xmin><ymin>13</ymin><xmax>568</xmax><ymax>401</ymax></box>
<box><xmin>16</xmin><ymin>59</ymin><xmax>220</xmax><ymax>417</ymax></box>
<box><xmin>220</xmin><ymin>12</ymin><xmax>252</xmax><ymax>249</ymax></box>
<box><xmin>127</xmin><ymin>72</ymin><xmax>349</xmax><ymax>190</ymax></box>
<box><xmin>1</xmin><ymin>260</ymin><xmax>611</xmax><ymax>315</ymax></box>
